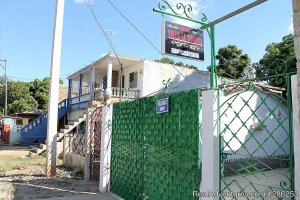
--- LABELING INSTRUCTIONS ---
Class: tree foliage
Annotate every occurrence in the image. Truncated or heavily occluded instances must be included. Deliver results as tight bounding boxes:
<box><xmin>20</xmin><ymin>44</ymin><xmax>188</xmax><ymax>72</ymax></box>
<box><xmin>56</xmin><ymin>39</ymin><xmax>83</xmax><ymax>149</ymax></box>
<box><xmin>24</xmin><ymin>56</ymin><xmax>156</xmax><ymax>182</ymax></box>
<box><xmin>154</xmin><ymin>57</ymin><xmax>197</xmax><ymax>69</ymax></box>
<box><xmin>255</xmin><ymin>34</ymin><xmax>296</xmax><ymax>87</ymax></box>
<box><xmin>212</xmin><ymin>45</ymin><xmax>251</xmax><ymax>79</ymax></box>
<box><xmin>28</xmin><ymin>77</ymin><xmax>51</xmax><ymax>109</ymax></box>
<box><xmin>7</xmin><ymin>81</ymin><xmax>38</xmax><ymax>114</ymax></box>
<box><xmin>0</xmin><ymin>77</ymin><xmax>64</xmax><ymax>114</ymax></box>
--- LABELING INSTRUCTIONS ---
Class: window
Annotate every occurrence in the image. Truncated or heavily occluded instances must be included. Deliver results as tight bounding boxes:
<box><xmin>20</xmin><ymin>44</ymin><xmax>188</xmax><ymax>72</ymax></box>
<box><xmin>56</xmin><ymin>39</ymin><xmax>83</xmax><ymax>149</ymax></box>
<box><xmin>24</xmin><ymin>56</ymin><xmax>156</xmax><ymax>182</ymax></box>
<box><xmin>129</xmin><ymin>72</ymin><xmax>138</xmax><ymax>88</ymax></box>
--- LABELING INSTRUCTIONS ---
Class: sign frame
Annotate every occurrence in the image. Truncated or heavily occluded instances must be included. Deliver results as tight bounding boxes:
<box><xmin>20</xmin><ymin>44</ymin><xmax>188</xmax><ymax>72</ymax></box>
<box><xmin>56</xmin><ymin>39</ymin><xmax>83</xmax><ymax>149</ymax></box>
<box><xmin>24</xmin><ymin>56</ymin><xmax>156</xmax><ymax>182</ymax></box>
<box><xmin>156</xmin><ymin>97</ymin><xmax>169</xmax><ymax>114</ymax></box>
<box><xmin>162</xmin><ymin>20</ymin><xmax>204</xmax><ymax>61</ymax></box>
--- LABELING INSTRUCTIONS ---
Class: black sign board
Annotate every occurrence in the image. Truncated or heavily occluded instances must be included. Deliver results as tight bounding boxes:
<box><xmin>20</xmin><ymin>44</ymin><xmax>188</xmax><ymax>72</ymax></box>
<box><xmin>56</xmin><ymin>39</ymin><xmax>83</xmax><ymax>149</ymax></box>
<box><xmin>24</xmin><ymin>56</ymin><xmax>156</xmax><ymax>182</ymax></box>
<box><xmin>162</xmin><ymin>21</ymin><xmax>204</xmax><ymax>61</ymax></box>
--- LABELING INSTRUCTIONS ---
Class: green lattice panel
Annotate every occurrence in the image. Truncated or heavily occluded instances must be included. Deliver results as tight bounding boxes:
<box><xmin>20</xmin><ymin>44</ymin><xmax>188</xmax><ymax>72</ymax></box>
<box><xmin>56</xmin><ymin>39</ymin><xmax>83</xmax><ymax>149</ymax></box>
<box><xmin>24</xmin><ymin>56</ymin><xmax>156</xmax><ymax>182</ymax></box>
<box><xmin>111</xmin><ymin>100</ymin><xmax>144</xmax><ymax>200</ymax></box>
<box><xmin>111</xmin><ymin>89</ymin><xmax>200</xmax><ymax>200</ymax></box>
<box><xmin>219</xmin><ymin>87</ymin><xmax>294</xmax><ymax>200</ymax></box>
<box><xmin>143</xmin><ymin>90</ymin><xmax>200</xmax><ymax>199</ymax></box>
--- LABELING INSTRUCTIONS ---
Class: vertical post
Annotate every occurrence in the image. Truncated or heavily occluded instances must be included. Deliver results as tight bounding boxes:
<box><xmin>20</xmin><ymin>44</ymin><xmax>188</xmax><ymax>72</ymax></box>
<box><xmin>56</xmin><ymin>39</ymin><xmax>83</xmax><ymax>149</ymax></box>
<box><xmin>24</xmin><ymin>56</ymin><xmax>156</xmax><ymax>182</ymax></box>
<box><xmin>105</xmin><ymin>57</ymin><xmax>113</xmax><ymax>99</ymax></box>
<box><xmin>79</xmin><ymin>74</ymin><xmax>83</xmax><ymax>102</ymax></box>
<box><xmin>84</xmin><ymin>108</ymin><xmax>93</xmax><ymax>181</ymax></box>
<box><xmin>67</xmin><ymin>79</ymin><xmax>72</xmax><ymax>105</ymax></box>
<box><xmin>90</xmin><ymin>67</ymin><xmax>96</xmax><ymax>100</ymax></box>
<box><xmin>292</xmin><ymin>0</ymin><xmax>300</xmax><ymax>114</ymax></box>
<box><xmin>62</xmin><ymin>129</ymin><xmax>69</xmax><ymax>165</ymax></box>
<box><xmin>201</xmin><ymin>90</ymin><xmax>219</xmax><ymax>200</ymax></box>
<box><xmin>0</xmin><ymin>59</ymin><xmax>8</xmax><ymax>116</ymax></box>
<box><xmin>292</xmin><ymin>1</ymin><xmax>300</xmax><ymax>197</ymax></box>
<box><xmin>291</xmin><ymin>75</ymin><xmax>300</xmax><ymax>198</ymax></box>
<box><xmin>209</xmin><ymin>26</ymin><xmax>217</xmax><ymax>88</ymax></box>
<box><xmin>99</xmin><ymin>104</ymin><xmax>112</xmax><ymax>192</ymax></box>
<box><xmin>4</xmin><ymin>60</ymin><xmax>7</xmax><ymax>116</ymax></box>
<box><xmin>46</xmin><ymin>0</ymin><xmax>65</xmax><ymax>178</ymax></box>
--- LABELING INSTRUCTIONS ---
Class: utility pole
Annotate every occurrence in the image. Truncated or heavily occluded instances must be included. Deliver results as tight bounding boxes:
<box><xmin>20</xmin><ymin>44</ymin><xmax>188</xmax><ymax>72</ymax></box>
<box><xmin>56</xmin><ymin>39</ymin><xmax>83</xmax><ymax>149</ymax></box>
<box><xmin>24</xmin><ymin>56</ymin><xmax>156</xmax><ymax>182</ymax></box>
<box><xmin>0</xmin><ymin>59</ymin><xmax>7</xmax><ymax>116</ymax></box>
<box><xmin>46</xmin><ymin>0</ymin><xmax>65</xmax><ymax>178</ymax></box>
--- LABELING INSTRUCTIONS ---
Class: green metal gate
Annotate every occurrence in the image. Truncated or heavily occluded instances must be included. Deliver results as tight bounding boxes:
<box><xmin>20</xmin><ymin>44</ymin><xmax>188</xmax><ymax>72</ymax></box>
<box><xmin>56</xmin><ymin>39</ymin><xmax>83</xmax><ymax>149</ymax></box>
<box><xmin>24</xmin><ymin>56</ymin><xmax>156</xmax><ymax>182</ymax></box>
<box><xmin>110</xmin><ymin>89</ymin><xmax>201</xmax><ymax>200</ymax></box>
<box><xmin>219</xmin><ymin>64</ymin><xmax>295</xmax><ymax>199</ymax></box>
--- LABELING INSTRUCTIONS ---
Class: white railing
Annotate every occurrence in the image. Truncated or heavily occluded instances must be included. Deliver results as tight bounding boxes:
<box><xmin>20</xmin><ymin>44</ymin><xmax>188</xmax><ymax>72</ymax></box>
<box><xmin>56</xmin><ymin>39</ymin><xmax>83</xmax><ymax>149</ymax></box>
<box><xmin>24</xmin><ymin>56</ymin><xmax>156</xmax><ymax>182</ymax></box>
<box><xmin>111</xmin><ymin>87</ymin><xmax>140</xmax><ymax>99</ymax></box>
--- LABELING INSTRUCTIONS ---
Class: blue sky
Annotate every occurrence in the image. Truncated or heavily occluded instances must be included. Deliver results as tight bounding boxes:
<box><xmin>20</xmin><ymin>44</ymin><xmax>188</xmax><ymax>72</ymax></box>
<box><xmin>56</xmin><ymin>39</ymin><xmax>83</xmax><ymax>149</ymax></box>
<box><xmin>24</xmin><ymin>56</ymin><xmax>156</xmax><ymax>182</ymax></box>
<box><xmin>0</xmin><ymin>0</ymin><xmax>293</xmax><ymax>84</ymax></box>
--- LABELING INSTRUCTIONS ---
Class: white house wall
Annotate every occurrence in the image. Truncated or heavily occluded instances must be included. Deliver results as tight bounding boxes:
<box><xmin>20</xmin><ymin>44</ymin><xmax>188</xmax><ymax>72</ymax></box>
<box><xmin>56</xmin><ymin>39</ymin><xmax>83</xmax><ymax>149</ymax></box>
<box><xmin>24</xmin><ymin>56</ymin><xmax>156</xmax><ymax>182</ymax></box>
<box><xmin>142</xmin><ymin>60</ymin><xmax>210</xmax><ymax>97</ymax></box>
<box><xmin>68</xmin><ymin>110</ymin><xmax>85</xmax><ymax>121</ymax></box>
<box><xmin>122</xmin><ymin>62</ymin><xmax>144</xmax><ymax>93</ymax></box>
<box><xmin>220</xmin><ymin>90</ymin><xmax>289</xmax><ymax>161</ymax></box>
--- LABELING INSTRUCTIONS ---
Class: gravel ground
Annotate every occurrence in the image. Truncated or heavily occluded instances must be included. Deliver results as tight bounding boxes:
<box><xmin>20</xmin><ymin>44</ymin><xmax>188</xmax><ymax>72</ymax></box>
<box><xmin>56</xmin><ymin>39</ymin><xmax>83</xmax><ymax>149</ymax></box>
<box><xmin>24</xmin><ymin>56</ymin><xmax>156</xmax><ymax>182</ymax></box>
<box><xmin>0</xmin><ymin>142</ymin><xmax>118</xmax><ymax>200</ymax></box>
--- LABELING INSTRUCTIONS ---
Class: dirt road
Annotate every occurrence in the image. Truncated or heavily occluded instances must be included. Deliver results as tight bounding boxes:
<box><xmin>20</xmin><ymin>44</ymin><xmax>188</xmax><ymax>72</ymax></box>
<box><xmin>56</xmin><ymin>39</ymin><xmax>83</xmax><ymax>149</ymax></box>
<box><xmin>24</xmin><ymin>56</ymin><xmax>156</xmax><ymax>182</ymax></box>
<box><xmin>0</xmin><ymin>142</ymin><xmax>118</xmax><ymax>200</ymax></box>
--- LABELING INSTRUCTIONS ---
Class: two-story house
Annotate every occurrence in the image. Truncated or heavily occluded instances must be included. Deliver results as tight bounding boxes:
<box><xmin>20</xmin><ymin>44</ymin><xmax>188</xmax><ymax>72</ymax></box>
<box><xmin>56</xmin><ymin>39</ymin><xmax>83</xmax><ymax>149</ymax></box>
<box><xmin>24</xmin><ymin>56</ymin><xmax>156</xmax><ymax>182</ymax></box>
<box><xmin>20</xmin><ymin>53</ymin><xmax>210</xmax><ymax>154</ymax></box>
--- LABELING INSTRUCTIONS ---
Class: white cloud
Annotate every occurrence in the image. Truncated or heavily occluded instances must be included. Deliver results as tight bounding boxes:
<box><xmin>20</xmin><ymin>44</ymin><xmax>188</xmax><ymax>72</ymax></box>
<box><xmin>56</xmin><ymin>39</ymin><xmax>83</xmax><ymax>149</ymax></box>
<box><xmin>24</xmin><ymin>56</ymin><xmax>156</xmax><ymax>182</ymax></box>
<box><xmin>74</xmin><ymin>0</ymin><xmax>93</xmax><ymax>4</ymax></box>
<box><xmin>167</xmin><ymin>0</ymin><xmax>214</xmax><ymax>28</ymax></box>
<box><xmin>289</xmin><ymin>18</ymin><xmax>294</xmax><ymax>33</ymax></box>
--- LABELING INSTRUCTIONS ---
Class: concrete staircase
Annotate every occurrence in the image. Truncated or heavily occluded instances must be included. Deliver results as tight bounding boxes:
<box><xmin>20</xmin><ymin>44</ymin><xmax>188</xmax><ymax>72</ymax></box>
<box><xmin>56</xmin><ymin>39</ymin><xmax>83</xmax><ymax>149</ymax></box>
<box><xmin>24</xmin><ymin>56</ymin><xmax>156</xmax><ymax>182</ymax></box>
<box><xmin>30</xmin><ymin>112</ymin><xmax>86</xmax><ymax>157</ymax></box>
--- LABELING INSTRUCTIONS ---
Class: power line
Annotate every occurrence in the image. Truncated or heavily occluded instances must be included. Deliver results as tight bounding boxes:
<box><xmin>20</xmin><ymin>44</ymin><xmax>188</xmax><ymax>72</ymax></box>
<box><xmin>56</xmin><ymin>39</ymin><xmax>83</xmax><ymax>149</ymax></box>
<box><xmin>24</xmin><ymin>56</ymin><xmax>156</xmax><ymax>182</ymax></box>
<box><xmin>106</xmin><ymin>0</ymin><xmax>195</xmax><ymax>87</ymax></box>
<box><xmin>85</xmin><ymin>0</ymin><xmax>122</xmax><ymax>67</ymax></box>
<box><xmin>107</xmin><ymin>0</ymin><xmax>161</xmax><ymax>54</ymax></box>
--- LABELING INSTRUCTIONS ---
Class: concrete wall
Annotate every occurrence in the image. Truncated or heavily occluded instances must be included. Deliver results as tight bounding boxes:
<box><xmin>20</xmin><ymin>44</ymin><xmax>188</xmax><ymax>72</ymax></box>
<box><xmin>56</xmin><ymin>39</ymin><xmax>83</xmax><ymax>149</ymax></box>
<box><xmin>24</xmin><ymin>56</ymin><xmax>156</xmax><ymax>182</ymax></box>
<box><xmin>9</xmin><ymin>125</ymin><xmax>25</xmax><ymax>145</ymax></box>
<box><xmin>142</xmin><ymin>60</ymin><xmax>210</xmax><ymax>96</ymax></box>
<box><xmin>67</xmin><ymin>110</ymin><xmax>85</xmax><ymax>121</ymax></box>
<box><xmin>292</xmin><ymin>75</ymin><xmax>300</xmax><ymax>198</ymax></box>
<box><xmin>293</xmin><ymin>0</ymin><xmax>300</xmax><ymax>110</ymax></box>
<box><xmin>220</xmin><ymin>90</ymin><xmax>289</xmax><ymax>160</ymax></box>
<box><xmin>64</xmin><ymin>152</ymin><xmax>84</xmax><ymax>170</ymax></box>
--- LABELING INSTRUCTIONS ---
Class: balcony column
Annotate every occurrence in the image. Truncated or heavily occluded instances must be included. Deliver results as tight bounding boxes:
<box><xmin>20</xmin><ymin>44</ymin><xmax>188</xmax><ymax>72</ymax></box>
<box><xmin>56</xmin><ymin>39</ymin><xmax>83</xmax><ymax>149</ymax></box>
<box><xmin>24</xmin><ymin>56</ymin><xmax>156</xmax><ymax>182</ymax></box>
<box><xmin>67</xmin><ymin>79</ymin><xmax>72</xmax><ymax>106</ymax></box>
<box><xmin>105</xmin><ymin>57</ymin><xmax>112</xmax><ymax>101</ymax></box>
<box><xmin>90</xmin><ymin>67</ymin><xmax>96</xmax><ymax>100</ymax></box>
<box><xmin>78</xmin><ymin>74</ymin><xmax>83</xmax><ymax>103</ymax></box>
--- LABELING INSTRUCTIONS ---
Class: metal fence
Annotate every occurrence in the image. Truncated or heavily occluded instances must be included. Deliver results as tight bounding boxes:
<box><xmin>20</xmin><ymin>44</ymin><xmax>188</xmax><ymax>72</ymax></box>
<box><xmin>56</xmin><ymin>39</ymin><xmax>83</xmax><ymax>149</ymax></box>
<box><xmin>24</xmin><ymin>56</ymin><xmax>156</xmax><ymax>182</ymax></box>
<box><xmin>218</xmin><ymin>61</ymin><xmax>295</xmax><ymax>199</ymax></box>
<box><xmin>110</xmin><ymin>89</ymin><xmax>201</xmax><ymax>200</ymax></box>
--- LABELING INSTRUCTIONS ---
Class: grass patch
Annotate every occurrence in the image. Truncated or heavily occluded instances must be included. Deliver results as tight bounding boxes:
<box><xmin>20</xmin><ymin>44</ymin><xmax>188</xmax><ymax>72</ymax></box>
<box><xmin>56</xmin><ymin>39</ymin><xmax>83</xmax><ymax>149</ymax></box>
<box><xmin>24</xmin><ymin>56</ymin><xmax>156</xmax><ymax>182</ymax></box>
<box><xmin>0</xmin><ymin>156</ymin><xmax>45</xmax><ymax>173</ymax></box>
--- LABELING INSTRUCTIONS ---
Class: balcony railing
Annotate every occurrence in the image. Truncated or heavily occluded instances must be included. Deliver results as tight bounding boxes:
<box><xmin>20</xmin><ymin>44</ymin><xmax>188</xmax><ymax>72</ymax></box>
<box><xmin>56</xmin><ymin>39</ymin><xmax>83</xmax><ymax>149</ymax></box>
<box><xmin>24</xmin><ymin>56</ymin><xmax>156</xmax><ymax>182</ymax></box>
<box><xmin>70</xmin><ymin>87</ymin><xmax>140</xmax><ymax>107</ymax></box>
<box><xmin>93</xmin><ymin>87</ymin><xmax>140</xmax><ymax>100</ymax></box>
<box><xmin>111</xmin><ymin>87</ymin><xmax>140</xmax><ymax>99</ymax></box>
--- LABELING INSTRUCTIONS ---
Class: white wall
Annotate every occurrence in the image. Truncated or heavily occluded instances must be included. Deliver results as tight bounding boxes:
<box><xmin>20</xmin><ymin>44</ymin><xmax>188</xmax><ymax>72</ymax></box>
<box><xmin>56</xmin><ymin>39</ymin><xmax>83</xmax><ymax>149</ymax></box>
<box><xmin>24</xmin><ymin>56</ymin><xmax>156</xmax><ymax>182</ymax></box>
<box><xmin>121</xmin><ymin>63</ymin><xmax>143</xmax><ymax>89</ymax></box>
<box><xmin>142</xmin><ymin>60</ymin><xmax>210</xmax><ymax>97</ymax></box>
<box><xmin>292</xmin><ymin>75</ymin><xmax>300</xmax><ymax>197</ymax></box>
<box><xmin>219</xmin><ymin>90</ymin><xmax>289</xmax><ymax>160</ymax></box>
<box><xmin>68</xmin><ymin>110</ymin><xmax>85</xmax><ymax>121</ymax></box>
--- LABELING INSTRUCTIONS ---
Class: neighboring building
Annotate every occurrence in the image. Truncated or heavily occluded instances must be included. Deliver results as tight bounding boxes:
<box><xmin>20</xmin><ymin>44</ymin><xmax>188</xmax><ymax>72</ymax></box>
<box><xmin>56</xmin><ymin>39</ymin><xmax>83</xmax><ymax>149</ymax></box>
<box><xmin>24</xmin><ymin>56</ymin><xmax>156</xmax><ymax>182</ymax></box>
<box><xmin>219</xmin><ymin>83</ymin><xmax>289</xmax><ymax>161</ymax></box>
<box><xmin>0</xmin><ymin>116</ymin><xmax>27</xmax><ymax>145</ymax></box>
<box><xmin>12</xmin><ymin>110</ymin><xmax>42</xmax><ymax>124</ymax></box>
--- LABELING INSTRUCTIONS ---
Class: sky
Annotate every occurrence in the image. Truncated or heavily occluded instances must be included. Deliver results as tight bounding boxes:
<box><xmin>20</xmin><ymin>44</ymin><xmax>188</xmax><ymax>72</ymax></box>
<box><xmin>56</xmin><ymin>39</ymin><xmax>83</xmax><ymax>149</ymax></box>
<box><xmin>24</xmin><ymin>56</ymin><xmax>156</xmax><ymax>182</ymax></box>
<box><xmin>0</xmin><ymin>0</ymin><xmax>294</xmax><ymax>84</ymax></box>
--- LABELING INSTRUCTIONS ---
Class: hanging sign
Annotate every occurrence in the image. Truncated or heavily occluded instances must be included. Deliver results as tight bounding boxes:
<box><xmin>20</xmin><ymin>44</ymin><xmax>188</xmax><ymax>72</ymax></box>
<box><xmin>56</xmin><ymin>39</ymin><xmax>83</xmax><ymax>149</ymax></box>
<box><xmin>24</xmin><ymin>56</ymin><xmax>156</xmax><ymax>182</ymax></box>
<box><xmin>156</xmin><ymin>97</ymin><xmax>169</xmax><ymax>114</ymax></box>
<box><xmin>162</xmin><ymin>21</ymin><xmax>204</xmax><ymax>61</ymax></box>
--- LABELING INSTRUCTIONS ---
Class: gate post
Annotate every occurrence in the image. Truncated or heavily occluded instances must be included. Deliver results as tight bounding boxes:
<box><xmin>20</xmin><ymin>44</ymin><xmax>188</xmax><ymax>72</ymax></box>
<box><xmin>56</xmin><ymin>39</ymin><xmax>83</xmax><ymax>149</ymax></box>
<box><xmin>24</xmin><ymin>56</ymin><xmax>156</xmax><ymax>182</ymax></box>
<box><xmin>201</xmin><ymin>90</ymin><xmax>219</xmax><ymax>199</ymax></box>
<box><xmin>292</xmin><ymin>75</ymin><xmax>300</xmax><ymax>197</ymax></box>
<box><xmin>99</xmin><ymin>104</ymin><xmax>113</xmax><ymax>193</ymax></box>
<box><xmin>84</xmin><ymin>108</ymin><xmax>93</xmax><ymax>181</ymax></box>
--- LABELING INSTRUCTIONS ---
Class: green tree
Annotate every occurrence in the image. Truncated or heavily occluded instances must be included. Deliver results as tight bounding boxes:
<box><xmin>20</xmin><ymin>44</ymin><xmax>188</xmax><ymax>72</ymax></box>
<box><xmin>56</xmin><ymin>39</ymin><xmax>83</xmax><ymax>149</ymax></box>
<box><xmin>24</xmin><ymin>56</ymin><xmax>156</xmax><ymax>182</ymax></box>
<box><xmin>155</xmin><ymin>57</ymin><xmax>175</xmax><ymax>64</ymax></box>
<box><xmin>7</xmin><ymin>81</ymin><xmax>38</xmax><ymax>114</ymax></box>
<box><xmin>155</xmin><ymin>57</ymin><xmax>197</xmax><ymax>69</ymax></box>
<box><xmin>211</xmin><ymin>45</ymin><xmax>251</xmax><ymax>79</ymax></box>
<box><xmin>257</xmin><ymin>34</ymin><xmax>296</xmax><ymax>87</ymax></box>
<box><xmin>29</xmin><ymin>77</ymin><xmax>50</xmax><ymax>109</ymax></box>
